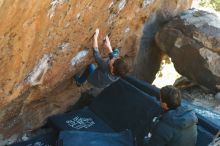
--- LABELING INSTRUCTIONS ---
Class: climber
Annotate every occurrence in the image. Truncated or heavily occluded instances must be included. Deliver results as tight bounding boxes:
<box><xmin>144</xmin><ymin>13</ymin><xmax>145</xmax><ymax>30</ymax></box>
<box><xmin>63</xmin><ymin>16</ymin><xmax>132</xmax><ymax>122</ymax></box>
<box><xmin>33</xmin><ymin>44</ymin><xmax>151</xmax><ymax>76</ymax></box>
<box><xmin>73</xmin><ymin>28</ymin><xmax>129</xmax><ymax>88</ymax></box>
<box><xmin>144</xmin><ymin>85</ymin><xmax>198</xmax><ymax>146</ymax></box>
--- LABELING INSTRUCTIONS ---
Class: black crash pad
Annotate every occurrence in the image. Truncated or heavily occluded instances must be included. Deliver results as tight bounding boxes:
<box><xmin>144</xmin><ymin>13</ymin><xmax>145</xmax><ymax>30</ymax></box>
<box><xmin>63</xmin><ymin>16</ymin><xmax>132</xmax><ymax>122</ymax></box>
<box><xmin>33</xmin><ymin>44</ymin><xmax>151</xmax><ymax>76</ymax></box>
<box><xmin>122</xmin><ymin>76</ymin><xmax>160</xmax><ymax>99</ymax></box>
<box><xmin>196</xmin><ymin>126</ymin><xmax>214</xmax><ymax>146</ymax></box>
<box><xmin>58</xmin><ymin>130</ymin><xmax>134</xmax><ymax>146</ymax></box>
<box><xmin>89</xmin><ymin>79</ymin><xmax>161</xmax><ymax>146</ymax></box>
<box><xmin>9</xmin><ymin>131</ymin><xmax>57</xmax><ymax>146</ymax></box>
<box><xmin>49</xmin><ymin>107</ymin><xmax>114</xmax><ymax>133</ymax></box>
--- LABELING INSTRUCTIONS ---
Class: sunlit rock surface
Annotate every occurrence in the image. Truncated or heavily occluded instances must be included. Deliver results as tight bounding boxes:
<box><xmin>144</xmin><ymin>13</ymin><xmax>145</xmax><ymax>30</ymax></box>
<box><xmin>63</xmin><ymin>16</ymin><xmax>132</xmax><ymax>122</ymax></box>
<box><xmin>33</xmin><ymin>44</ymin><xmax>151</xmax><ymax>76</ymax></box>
<box><xmin>0</xmin><ymin>0</ymin><xmax>192</xmax><ymax>143</ymax></box>
<box><xmin>156</xmin><ymin>9</ymin><xmax>220</xmax><ymax>92</ymax></box>
<box><xmin>0</xmin><ymin>0</ymin><xmax>157</xmax><ymax>142</ymax></box>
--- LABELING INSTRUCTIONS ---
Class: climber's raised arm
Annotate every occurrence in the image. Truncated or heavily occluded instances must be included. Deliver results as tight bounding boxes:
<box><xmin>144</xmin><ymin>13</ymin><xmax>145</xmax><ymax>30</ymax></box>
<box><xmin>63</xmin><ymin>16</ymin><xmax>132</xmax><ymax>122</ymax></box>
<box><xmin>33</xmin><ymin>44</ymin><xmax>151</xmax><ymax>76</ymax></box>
<box><xmin>104</xmin><ymin>35</ymin><xmax>113</xmax><ymax>53</ymax></box>
<box><xmin>93</xmin><ymin>28</ymin><xmax>99</xmax><ymax>49</ymax></box>
<box><xmin>92</xmin><ymin>28</ymin><xmax>105</xmax><ymax>69</ymax></box>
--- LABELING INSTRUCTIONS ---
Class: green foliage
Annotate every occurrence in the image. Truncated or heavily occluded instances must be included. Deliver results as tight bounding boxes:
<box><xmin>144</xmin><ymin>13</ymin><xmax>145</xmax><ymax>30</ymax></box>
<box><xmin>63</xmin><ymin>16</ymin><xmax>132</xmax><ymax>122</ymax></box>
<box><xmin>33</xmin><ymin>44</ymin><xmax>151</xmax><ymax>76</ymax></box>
<box><xmin>199</xmin><ymin>0</ymin><xmax>220</xmax><ymax>11</ymax></box>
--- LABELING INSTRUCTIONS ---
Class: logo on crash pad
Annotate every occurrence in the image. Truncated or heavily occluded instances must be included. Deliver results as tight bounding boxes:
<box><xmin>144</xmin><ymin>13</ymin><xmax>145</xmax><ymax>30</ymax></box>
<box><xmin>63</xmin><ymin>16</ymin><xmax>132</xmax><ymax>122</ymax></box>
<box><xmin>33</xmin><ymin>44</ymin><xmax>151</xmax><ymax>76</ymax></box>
<box><xmin>27</xmin><ymin>142</ymin><xmax>50</xmax><ymax>146</ymax></box>
<box><xmin>66</xmin><ymin>116</ymin><xmax>95</xmax><ymax>129</ymax></box>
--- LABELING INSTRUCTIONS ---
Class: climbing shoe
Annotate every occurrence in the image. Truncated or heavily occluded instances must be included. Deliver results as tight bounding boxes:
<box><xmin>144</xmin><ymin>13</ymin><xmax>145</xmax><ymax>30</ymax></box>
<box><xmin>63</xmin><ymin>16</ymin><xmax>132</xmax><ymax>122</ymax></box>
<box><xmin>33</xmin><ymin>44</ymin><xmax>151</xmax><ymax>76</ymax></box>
<box><xmin>73</xmin><ymin>74</ymin><xmax>83</xmax><ymax>87</ymax></box>
<box><xmin>113</xmin><ymin>48</ymin><xmax>120</xmax><ymax>58</ymax></box>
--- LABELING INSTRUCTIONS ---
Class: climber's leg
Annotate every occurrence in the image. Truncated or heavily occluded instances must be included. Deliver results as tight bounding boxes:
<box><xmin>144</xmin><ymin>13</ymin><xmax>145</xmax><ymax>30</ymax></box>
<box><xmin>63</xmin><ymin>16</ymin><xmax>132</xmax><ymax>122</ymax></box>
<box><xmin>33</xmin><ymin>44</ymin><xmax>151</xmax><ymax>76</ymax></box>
<box><xmin>73</xmin><ymin>64</ymin><xmax>96</xmax><ymax>86</ymax></box>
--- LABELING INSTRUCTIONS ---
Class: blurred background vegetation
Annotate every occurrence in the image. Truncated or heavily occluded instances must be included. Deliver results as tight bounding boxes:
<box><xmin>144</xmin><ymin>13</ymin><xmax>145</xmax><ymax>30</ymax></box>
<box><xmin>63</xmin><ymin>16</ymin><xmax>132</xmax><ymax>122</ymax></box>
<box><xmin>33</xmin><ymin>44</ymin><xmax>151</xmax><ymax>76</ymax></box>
<box><xmin>199</xmin><ymin>0</ymin><xmax>220</xmax><ymax>11</ymax></box>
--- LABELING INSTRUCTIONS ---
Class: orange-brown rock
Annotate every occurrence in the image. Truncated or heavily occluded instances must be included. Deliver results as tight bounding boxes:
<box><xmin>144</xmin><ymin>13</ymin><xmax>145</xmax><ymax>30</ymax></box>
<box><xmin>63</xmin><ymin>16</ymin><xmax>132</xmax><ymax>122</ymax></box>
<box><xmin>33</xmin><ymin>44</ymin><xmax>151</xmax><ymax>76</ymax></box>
<box><xmin>0</xmin><ymin>0</ymin><xmax>192</xmax><ymax>144</ymax></box>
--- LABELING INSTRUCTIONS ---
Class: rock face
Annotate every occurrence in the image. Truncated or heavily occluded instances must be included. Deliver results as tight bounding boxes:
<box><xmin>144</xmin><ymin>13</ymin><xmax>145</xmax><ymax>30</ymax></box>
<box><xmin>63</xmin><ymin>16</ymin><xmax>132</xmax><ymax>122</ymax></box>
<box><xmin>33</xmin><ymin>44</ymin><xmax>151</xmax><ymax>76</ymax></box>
<box><xmin>133</xmin><ymin>0</ymin><xmax>192</xmax><ymax>82</ymax></box>
<box><xmin>156</xmin><ymin>9</ymin><xmax>220</xmax><ymax>92</ymax></box>
<box><xmin>0</xmin><ymin>0</ymin><xmax>192</xmax><ymax>143</ymax></box>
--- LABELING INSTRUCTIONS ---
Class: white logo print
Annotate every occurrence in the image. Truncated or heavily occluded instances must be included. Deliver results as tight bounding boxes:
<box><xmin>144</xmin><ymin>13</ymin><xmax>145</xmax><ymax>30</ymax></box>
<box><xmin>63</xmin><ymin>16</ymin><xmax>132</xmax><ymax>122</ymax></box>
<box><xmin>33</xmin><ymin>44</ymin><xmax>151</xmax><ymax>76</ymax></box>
<box><xmin>27</xmin><ymin>142</ymin><xmax>50</xmax><ymax>146</ymax></box>
<box><xmin>66</xmin><ymin>116</ymin><xmax>95</xmax><ymax>129</ymax></box>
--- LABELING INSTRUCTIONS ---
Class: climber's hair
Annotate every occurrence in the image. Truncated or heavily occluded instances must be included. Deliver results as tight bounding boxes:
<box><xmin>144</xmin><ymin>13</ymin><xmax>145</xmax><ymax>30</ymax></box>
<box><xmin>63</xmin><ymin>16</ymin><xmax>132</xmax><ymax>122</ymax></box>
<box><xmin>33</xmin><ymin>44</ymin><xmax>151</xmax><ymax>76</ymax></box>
<box><xmin>113</xmin><ymin>58</ymin><xmax>129</xmax><ymax>77</ymax></box>
<box><xmin>160</xmin><ymin>85</ymin><xmax>181</xmax><ymax>109</ymax></box>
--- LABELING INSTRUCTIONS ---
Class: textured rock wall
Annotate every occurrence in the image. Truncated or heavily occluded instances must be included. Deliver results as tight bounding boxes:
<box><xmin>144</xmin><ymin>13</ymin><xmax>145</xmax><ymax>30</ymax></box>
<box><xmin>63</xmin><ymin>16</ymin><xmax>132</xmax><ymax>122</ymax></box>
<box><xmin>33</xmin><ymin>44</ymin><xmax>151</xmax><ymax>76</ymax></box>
<box><xmin>0</xmin><ymin>0</ymin><xmax>192</xmax><ymax>143</ymax></box>
<box><xmin>156</xmin><ymin>9</ymin><xmax>220</xmax><ymax>91</ymax></box>
<box><xmin>133</xmin><ymin>0</ymin><xmax>192</xmax><ymax>82</ymax></box>
<box><xmin>0</xmin><ymin>0</ymin><xmax>161</xmax><ymax>142</ymax></box>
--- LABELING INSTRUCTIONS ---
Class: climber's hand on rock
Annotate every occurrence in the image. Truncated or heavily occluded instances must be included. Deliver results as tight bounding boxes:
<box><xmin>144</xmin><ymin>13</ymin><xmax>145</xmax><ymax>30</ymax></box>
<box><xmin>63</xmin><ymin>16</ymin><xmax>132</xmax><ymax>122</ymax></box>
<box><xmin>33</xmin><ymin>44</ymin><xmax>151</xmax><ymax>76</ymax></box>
<box><xmin>93</xmin><ymin>28</ymin><xmax>99</xmax><ymax>48</ymax></box>
<box><xmin>94</xmin><ymin>28</ymin><xmax>99</xmax><ymax>39</ymax></box>
<box><xmin>104</xmin><ymin>35</ymin><xmax>113</xmax><ymax>53</ymax></box>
